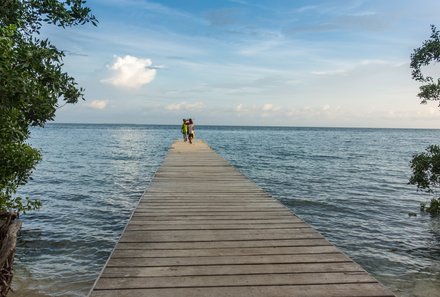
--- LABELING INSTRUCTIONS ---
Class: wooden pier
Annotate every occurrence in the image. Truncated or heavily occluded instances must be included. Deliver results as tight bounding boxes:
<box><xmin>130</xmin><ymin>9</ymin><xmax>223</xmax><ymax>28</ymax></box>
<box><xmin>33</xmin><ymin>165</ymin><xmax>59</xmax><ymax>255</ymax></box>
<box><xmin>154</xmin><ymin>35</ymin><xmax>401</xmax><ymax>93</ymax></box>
<box><xmin>89</xmin><ymin>140</ymin><xmax>395</xmax><ymax>297</ymax></box>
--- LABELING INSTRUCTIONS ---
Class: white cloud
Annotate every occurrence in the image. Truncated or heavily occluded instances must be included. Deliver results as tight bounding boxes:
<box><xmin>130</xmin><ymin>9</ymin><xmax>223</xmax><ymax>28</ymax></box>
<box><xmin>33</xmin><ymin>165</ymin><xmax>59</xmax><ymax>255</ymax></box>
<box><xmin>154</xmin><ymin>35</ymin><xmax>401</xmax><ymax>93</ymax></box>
<box><xmin>164</xmin><ymin>101</ymin><xmax>205</xmax><ymax>112</ymax></box>
<box><xmin>384</xmin><ymin>106</ymin><xmax>440</xmax><ymax>120</ymax></box>
<box><xmin>262</xmin><ymin>103</ymin><xmax>280</xmax><ymax>112</ymax></box>
<box><xmin>311</xmin><ymin>59</ymin><xmax>405</xmax><ymax>76</ymax></box>
<box><xmin>322</xmin><ymin>104</ymin><xmax>331</xmax><ymax>111</ymax></box>
<box><xmin>233</xmin><ymin>103</ymin><xmax>281</xmax><ymax>116</ymax></box>
<box><xmin>359</xmin><ymin>59</ymin><xmax>390</xmax><ymax>66</ymax></box>
<box><xmin>101</xmin><ymin>55</ymin><xmax>156</xmax><ymax>88</ymax></box>
<box><xmin>88</xmin><ymin>100</ymin><xmax>108</xmax><ymax>110</ymax></box>
<box><xmin>235</xmin><ymin>104</ymin><xmax>245</xmax><ymax>112</ymax></box>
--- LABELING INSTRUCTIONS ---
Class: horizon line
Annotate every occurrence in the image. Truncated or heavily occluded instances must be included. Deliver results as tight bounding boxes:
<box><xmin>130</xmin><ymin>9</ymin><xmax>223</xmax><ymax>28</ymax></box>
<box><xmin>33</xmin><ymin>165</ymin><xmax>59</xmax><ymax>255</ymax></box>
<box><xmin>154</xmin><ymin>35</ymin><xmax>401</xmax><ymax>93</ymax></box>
<box><xmin>46</xmin><ymin>122</ymin><xmax>440</xmax><ymax>130</ymax></box>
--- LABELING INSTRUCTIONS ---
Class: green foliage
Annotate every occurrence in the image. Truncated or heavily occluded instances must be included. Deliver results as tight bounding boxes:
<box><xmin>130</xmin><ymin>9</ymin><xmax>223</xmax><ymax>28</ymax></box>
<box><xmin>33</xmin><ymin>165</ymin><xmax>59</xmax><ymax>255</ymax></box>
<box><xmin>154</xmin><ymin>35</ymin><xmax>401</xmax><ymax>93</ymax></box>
<box><xmin>409</xmin><ymin>145</ymin><xmax>440</xmax><ymax>215</ymax></box>
<box><xmin>410</xmin><ymin>25</ymin><xmax>440</xmax><ymax>105</ymax></box>
<box><xmin>420</xmin><ymin>198</ymin><xmax>440</xmax><ymax>215</ymax></box>
<box><xmin>408</xmin><ymin>25</ymin><xmax>440</xmax><ymax>216</ymax></box>
<box><xmin>0</xmin><ymin>1</ymin><xmax>96</xmax><ymax>213</ymax></box>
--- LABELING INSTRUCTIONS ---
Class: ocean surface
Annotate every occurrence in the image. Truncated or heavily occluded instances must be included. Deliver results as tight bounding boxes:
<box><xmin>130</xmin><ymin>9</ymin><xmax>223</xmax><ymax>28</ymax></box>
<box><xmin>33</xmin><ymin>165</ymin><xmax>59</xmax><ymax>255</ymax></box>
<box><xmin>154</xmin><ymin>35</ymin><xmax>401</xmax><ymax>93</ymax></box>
<box><xmin>11</xmin><ymin>124</ymin><xmax>440</xmax><ymax>297</ymax></box>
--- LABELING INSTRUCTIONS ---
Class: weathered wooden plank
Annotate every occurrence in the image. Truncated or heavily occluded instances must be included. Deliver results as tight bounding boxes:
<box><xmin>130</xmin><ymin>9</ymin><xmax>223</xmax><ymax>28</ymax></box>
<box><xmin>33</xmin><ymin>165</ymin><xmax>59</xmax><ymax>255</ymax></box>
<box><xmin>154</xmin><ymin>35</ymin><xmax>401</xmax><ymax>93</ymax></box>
<box><xmin>112</xmin><ymin>245</ymin><xmax>339</xmax><ymax>258</ymax></box>
<box><xmin>137</xmin><ymin>201</ymin><xmax>283</xmax><ymax>206</ymax></box>
<box><xmin>94</xmin><ymin>272</ymin><xmax>376</xmax><ymax>289</ymax></box>
<box><xmin>100</xmin><ymin>262</ymin><xmax>364</xmax><ymax>277</ymax></box>
<box><xmin>128</xmin><ymin>219</ymin><xmax>303</xmax><ymax>224</ymax></box>
<box><xmin>115</xmin><ymin>238</ymin><xmax>333</xmax><ymax>250</ymax></box>
<box><xmin>90</xmin><ymin>283</ymin><xmax>395</xmax><ymax>297</ymax></box>
<box><xmin>119</xmin><ymin>229</ymin><xmax>323</xmax><ymax>243</ymax></box>
<box><xmin>141</xmin><ymin>199</ymin><xmax>276</xmax><ymax>203</ymax></box>
<box><xmin>141</xmin><ymin>194</ymin><xmax>274</xmax><ymax>198</ymax></box>
<box><xmin>119</xmin><ymin>234</ymin><xmax>323</xmax><ymax>243</ymax></box>
<box><xmin>137</xmin><ymin>204</ymin><xmax>283</xmax><ymax>208</ymax></box>
<box><xmin>132</xmin><ymin>211</ymin><xmax>293</xmax><ymax>216</ymax></box>
<box><xmin>106</xmin><ymin>253</ymin><xmax>348</xmax><ymax>267</ymax></box>
<box><xmin>138</xmin><ymin>201</ymin><xmax>280</xmax><ymax>205</ymax></box>
<box><xmin>143</xmin><ymin>192</ymin><xmax>267</xmax><ymax>195</ymax></box>
<box><xmin>122</xmin><ymin>228</ymin><xmax>315</xmax><ymax>235</ymax></box>
<box><xmin>125</xmin><ymin>223</ymin><xmax>308</xmax><ymax>230</ymax></box>
<box><xmin>146</xmin><ymin>190</ymin><xmax>267</xmax><ymax>194</ymax></box>
<box><xmin>134</xmin><ymin>206</ymin><xmax>287</xmax><ymax>211</ymax></box>
<box><xmin>130</xmin><ymin>215</ymin><xmax>297</xmax><ymax>220</ymax></box>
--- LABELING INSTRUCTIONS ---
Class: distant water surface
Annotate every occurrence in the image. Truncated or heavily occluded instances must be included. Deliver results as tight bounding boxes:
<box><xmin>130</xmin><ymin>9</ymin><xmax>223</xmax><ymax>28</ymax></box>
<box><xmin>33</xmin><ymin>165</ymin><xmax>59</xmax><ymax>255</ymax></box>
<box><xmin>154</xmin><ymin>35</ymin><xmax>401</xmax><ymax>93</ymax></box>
<box><xmin>12</xmin><ymin>124</ymin><xmax>440</xmax><ymax>297</ymax></box>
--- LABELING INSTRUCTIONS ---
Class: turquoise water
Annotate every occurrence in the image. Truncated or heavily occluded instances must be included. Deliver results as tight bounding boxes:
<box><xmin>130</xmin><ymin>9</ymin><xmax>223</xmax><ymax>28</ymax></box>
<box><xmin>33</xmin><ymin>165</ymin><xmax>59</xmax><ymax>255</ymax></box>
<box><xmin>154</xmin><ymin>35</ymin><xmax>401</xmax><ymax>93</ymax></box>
<box><xmin>13</xmin><ymin>124</ymin><xmax>440</xmax><ymax>297</ymax></box>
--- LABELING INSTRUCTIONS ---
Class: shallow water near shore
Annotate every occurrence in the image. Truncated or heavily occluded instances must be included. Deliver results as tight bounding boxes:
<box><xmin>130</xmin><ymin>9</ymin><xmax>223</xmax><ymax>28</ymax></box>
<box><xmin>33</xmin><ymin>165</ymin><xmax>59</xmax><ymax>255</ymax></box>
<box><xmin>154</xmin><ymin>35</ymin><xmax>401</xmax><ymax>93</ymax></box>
<box><xmin>13</xmin><ymin>124</ymin><xmax>440</xmax><ymax>297</ymax></box>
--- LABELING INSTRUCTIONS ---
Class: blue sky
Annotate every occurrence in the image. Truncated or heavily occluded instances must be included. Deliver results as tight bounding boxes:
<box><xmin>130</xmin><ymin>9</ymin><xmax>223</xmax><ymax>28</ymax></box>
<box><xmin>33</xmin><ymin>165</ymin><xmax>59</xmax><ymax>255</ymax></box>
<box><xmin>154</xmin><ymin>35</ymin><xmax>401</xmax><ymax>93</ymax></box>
<box><xmin>50</xmin><ymin>0</ymin><xmax>440</xmax><ymax>127</ymax></box>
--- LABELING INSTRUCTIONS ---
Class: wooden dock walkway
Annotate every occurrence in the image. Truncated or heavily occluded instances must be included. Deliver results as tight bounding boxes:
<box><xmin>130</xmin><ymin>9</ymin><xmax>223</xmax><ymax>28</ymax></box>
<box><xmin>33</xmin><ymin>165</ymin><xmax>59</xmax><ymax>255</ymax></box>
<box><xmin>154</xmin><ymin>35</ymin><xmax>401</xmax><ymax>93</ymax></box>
<box><xmin>89</xmin><ymin>140</ymin><xmax>395</xmax><ymax>297</ymax></box>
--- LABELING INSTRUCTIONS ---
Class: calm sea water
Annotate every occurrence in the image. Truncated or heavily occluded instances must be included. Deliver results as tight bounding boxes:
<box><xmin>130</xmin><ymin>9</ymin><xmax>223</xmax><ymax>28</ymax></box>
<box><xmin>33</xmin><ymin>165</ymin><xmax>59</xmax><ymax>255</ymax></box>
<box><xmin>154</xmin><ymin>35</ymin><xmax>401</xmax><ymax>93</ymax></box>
<box><xmin>12</xmin><ymin>124</ymin><xmax>440</xmax><ymax>297</ymax></box>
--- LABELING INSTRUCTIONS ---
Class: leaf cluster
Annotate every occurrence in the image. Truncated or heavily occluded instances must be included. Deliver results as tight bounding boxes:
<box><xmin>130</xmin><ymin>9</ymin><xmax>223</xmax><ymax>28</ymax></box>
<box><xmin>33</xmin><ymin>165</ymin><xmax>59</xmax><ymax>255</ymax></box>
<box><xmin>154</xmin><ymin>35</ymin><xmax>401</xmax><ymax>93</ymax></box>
<box><xmin>0</xmin><ymin>1</ymin><xmax>96</xmax><ymax>213</ymax></box>
<box><xmin>420</xmin><ymin>198</ymin><xmax>440</xmax><ymax>216</ymax></box>
<box><xmin>409</xmin><ymin>145</ymin><xmax>440</xmax><ymax>215</ymax></box>
<box><xmin>410</xmin><ymin>25</ymin><xmax>440</xmax><ymax>105</ymax></box>
<box><xmin>1</xmin><ymin>0</ymin><xmax>97</xmax><ymax>36</ymax></box>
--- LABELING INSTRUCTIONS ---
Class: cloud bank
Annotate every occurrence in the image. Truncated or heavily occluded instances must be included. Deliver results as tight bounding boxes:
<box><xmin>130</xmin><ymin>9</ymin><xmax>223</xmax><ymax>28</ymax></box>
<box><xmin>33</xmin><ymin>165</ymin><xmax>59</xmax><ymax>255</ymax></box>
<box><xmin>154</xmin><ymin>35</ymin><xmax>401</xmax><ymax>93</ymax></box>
<box><xmin>88</xmin><ymin>100</ymin><xmax>108</xmax><ymax>110</ymax></box>
<box><xmin>165</xmin><ymin>101</ymin><xmax>205</xmax><ymax>112</ymax></box>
